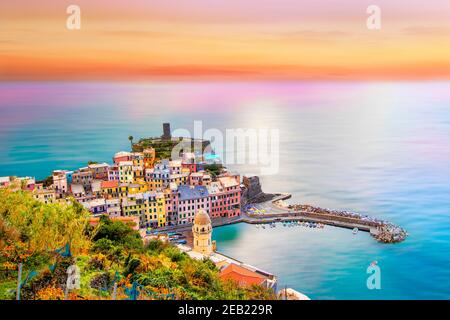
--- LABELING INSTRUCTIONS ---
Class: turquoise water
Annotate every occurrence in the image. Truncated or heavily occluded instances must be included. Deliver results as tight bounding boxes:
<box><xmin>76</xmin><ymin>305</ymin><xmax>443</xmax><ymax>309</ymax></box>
<box><xmin>1</xmin><ymin>82</ymin><xmax>450</xmax><ymax>299</ymax></box>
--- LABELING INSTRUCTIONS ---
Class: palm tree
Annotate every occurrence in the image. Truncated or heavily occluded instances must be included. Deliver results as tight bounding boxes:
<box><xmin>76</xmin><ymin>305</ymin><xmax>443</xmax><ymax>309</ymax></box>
<box><xmin>128</xmin><ymin>135</ymin><xmax>134</xmax><ymax>149</ymax></box>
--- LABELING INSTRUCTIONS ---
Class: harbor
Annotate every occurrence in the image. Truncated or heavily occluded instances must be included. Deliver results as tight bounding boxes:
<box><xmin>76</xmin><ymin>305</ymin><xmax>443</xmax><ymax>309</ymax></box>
<box><xmin>242</xmin><ymin>195</ymin><xmax>408</xmax><ymax>244</ymax></box>
<box><xmin>148</xmin><ymin>193</ymin><xmax>407</xmax><ymax>245</ymax></box>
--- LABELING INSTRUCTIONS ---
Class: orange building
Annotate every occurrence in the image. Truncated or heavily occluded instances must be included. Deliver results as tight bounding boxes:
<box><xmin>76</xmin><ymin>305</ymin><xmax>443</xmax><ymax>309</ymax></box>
<box><xmin>143</xmin><ymin>148</ymin><xmax>156</xmax><ymax>169</ymax></box>
<box><xmin>219</xmin><ymin>264</ymin><xmax>267</xmax><ymax>287</ymax></box>
<box><xmin>100</xmin><ymin>180</ymin><xmax>119</xmax><ymax>198</ymax></box>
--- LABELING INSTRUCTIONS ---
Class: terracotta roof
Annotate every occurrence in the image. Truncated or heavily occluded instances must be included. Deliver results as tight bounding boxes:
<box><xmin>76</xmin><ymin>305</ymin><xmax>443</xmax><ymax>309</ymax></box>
<box><xmin>218</xmin><ymin>176</ymin><xmax>239</xmax><ymax>188</ymax></box>
<box><xmin>219</xmin><ymin>263</ymin><xmax>266</xmax><ymax>287</ymax></box>
<box><xmin>101</xmin><ymin>180</ymin><xmax>119</xmax><ymax>188</ymax></box>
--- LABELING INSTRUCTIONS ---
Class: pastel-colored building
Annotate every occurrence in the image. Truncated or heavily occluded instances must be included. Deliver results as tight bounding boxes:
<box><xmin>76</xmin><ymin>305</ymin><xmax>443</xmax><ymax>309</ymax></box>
<box><xmin>19</xmin><ymin>177</ymin><xmax>36</xmax><ymax>191</ymax></box>
<box><xmin>122</xmin><ymin>193</ymin><xmax>146</xmax><ymax>226</ymax></box>
<box><xmin>143</xmin><ymin>191</ymin><xmax>158</xmax><ymax>227</ymax></box>
<box><xmin>143</xmin><ymin>148</ymin><xmax>156</xmax><ymax>169</ymax></box>
<box><xmin>72</xmin><ymin>168</ymin><xmax>93</xmax><ymax>189</ymax></box>
<box><xmin>0</xmin><ymin>176</ymin><xmax>10</xmax><ymax>188</ymax></box>
<box><xmin>101</xmin><ymin>180</ymin><xmax>119</xmax><ymax>198</ymax></box>
<box><xmin>88</xmin><ymin>163</ymin><xmax>110</xmax><ymax>180</ymax></box>
<box><xmin>169</xmin><ymin>160</ymin><xmax>182</xmax><ymax>175</ymax></box>
<box><xmin>83</xmin><ymin>198</ymin><xmax>106</xmax><ymax>215</ymax></box>
<box><xmin>164</xmin><ymin>183</ymin><xmax>179</xmax><ymax>226</ymax></box>
<box><xmin>70</xmin><ymin>184</ymin><xmax>93</xmax><ymax>203</ymax></box>
<box><xmin>216</xmin><ymin>175</ymin><xmax>241</xmax><ymax>218</ymax></box>
<box><xmin>52</xmin><ymin>170</ymin><xmax>68</xmax><ymax>197</ymax></box>
<box><xmin>132</xmin><ymin>165</ymin><xmax>144</xmax><ymax>182</ymax></box>
<box><xmin>189</xmin><ymin>171</ymin><xmax>211</xmax><ymax>186</ymax></box>
<box><xmin>131</xmin><ymin>152</ymin><xmax>144</xmax><ymax>167</ymax></box>
<box><xmin>156</xmin><ymin>192</ymin><xmax>167</xmax><ymax>227</ymax></box>
<box><xmin>33</xmin><ymin>183</ymin><xmax>56</xmax><ymax>204</ymax></box>
<box><xmin>182</xmin><ymin>163</ymin><xmax>197</xmax><ymax>173</ymax></box>
<box><xmin>91</xmin><ymin>180</ymin><xmax>102</xmax><ymax>197</ymax></box>
<box><xmin>113</xmin><ymin>151</ymin><xmax>132</xmax><ymax>165</ymax></box>
<box><xmin>105</xmin><ymin>198</ymin><xmax>121</xmax><ymax>217</ymax></box>
<box><xmin>107</xmin><ymin>165</ymin><xmax>119</xmax><ymax>181</ymax></box>
<box><xmin>118</xmin><ymin>161</ymin><xmax>133</xmax><ymax>183</ymax></box>
<box><xmin>177</xmin><ymin>185</ymin><xmax>210</xmax><ymax>224</ymax></box>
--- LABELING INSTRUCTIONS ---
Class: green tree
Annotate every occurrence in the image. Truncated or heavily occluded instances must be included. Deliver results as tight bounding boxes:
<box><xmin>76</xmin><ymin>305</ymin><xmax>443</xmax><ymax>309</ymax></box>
<box><xmin>92</xmin><ymin>215</ymin><xmax>143</xmax><ymax>252</ymax></box>
<box><xmin>128</xmin><ymin>135</ymin><xmax>134</xmax><ymax>149</ymax></box>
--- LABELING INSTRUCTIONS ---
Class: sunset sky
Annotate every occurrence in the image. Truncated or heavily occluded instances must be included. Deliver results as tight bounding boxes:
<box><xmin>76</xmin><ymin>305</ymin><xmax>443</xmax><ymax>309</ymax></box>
<box><xmin>1</xmin><ymin>0</ymin><xmax>450</xmax><ymax>80</ymax></box>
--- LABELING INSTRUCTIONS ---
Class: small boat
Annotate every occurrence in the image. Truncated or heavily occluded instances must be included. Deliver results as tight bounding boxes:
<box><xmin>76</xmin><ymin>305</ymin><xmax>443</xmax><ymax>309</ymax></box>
<box><xmin>352</xmin><ymin>227</ymin><xmax>359</xmax><ymax>235</ymax></box>
<box><xmin>262</xmin><ymin>225</ymin><xmax>266</xmax><ymax>229</ymax></box>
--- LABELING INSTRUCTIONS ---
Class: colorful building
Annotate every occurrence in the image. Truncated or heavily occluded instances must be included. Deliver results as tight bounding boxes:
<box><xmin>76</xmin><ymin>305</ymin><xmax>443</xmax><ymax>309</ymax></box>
<box><xmin>0</xmin><ymin>176</ymin><xmax>10</xmax><ymax>188</ymax></box>
<box><xmin>88</xmin><ymin>163</ymin><xmax>110</xmax><ymax>180</ymax></box>
<box><xmin>72</xmin><ymin>168</ymin><xmax>93</xmax><ymax>190</ymax></box>
<box><xmin>177</xmin><ymin>185</ymin><xmax>210</xmax><ymax>224</ymax></box>
<box><xmin>33</xmin><ymin>183</ymin><xmax>56</xmax><ymax>204</ymax></box>
<box><xmin>216</xmin><ymin>175</ymin><xmax>241</xmax><ymax>218</ymax></box>
<box><xmin>100</xmin><ymin>180</ymin><xmax>119</xmax><ymax>198</ymax></box>
<box><xmin>107</xmin><ymin>165</ymin><xmax>119</xmax><ymax>181</ymax></box>
<box><xmin>118</xmin><ymin>161</ymin><xmax>134</xmax><ymax>183</ymax></box>
<box><xmin>142</xmin><ymin>191</ymin><xmax>166</xmax><ymax>228</ymax></box>
<box><xmin>143</xmin><ymin>148</ymin><xmax>156</xmax><ymax>169</ymax></box>
<box><xmin>113</xmin><ymin>151</ymin><xmax>132</xmax><ymax>165</ymax></box>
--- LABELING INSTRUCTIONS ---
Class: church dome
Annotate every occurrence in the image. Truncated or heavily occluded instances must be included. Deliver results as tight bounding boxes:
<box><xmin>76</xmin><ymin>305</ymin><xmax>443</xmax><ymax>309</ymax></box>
<box><xmin>194</xmin><ymin>209</ymin><xmax>211</xmax><ymax>226</ymax></box>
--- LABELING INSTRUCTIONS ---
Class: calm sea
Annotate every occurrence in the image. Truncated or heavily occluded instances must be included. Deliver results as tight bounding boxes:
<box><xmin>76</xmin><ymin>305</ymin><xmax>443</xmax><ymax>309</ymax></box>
<box><xmin>1</xmin><ymin>81</ymin><xmax>449</xmax><ymax>299</ymax></box>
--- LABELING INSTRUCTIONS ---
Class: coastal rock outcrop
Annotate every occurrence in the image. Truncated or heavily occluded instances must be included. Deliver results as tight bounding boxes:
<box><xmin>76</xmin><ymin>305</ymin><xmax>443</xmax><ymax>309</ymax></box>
<box><xmin>241</xmin><ymin>176</ymin><xmax>278</xmax><ymax>205</ymax></box>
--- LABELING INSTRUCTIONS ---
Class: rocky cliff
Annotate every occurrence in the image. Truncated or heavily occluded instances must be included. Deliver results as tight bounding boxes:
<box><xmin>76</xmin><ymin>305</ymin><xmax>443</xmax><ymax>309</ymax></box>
<box><xmin>241</xmin><ymin>176</ymin><xmax>278</xmax><ymax>205</ymax></box>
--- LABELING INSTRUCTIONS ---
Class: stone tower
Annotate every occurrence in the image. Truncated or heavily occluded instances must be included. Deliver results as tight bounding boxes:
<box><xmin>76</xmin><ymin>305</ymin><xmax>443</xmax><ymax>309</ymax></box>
<box><xmin>192</xmin><ymin>209</ymin><xmax>213</xmax><ymax>255</ymax></box>
<box><xmin>161</xmin><ymin>123</ymin><xmax>171</xmax><ymax>140</ymax></box>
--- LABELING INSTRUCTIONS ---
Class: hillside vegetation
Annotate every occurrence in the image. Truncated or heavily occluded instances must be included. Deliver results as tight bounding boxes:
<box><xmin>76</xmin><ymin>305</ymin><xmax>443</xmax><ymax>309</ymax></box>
<box><xmin>0</xmin><ymin>189</ymin><xmax>275</xmax><ymax>300</ymax></box>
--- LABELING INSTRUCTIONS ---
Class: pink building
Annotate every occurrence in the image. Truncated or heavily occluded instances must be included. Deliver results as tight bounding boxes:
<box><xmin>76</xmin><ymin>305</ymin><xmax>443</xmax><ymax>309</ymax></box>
<box><xmin>108</xmin><ymin>165</ymin><xmax>120</xmax><ymax>181</ymax></box>
<box><xmin>208</xmin><ymin>175</ymin><xmax>241</xmax><ymax>218</ymax></box>
<box><xmin>113</xmin><ymin>151</ymin><xmax>132</xmax><ymax>165</ymax></box>
<box><xmin>88</xmin><ymin>163</ymin><xmax>110</xmax><ymax>180</ymax></box>
<box><xmin>52</xmin><ymin>170</ymin><xmax>68</xmax><ymax>198</ymax></box>
<box><xmin>164</xmin><ymin>183</ymin><xmax>179</xmax><ymax>226</ymax></box>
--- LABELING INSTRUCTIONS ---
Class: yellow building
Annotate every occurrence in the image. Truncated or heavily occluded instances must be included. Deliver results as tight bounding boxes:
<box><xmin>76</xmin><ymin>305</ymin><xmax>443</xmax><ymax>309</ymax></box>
<box><xmin>132</xmin><ymin>166</ymin><xmax>144</xmax><ymax>182</ymax></box>
<box><xmin>100</xmin><ymin>180</ymin><xmax>119</xmax><ymax>198</ymax></box>
<box><xmin>118</xmin><ymin>183</ymin><xmax>129</xmax><ymax>198</ymax></box>
<box><xmin>118</xmin><ymin>161</ymin><xmax>134</xmax><ymax>183</ymax></box>
<box><xmin>148</xmin><ymin>178</ymin><xmax>165</xmax><ymax>191</ymax></box>
<box><xmin>131</xmin><ymin>152</ymin><xmax>144</xmax><ymax>167</ymax></box>
<box><xmin>156</xmin><ymin>192</ymin><xmax>166</xmax><ymax>227</ymax></box>
<box><xmin>121</xmin><ymin>193</ymin><xmax>146</xmax><ymax>226</ymax></box>
<box><xmin>143</xmin><ymin>191</ymin><xmax>166</xmax><ymax>227</ymax></box>
<box><xmin>33</xmin><ymin>184</ymin><xmax>56</xmax><ymax>204</ymax></box>
<box><xmin>128</xmin><ymin>182</ymin><xmax>147</xmax><ymax>194</ymax></box>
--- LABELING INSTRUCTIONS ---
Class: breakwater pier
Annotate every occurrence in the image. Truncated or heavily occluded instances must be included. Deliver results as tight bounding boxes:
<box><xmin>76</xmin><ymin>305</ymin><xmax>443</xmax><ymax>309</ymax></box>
<box><xmin>242</xmin><ymin>195</ymin><xmax>407</xmax><ymax>243</ymax></box>
<box><xmin>151</xmin><ymin>193</ymin><xmax>407</xmax><ymax>244</ymax></box>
